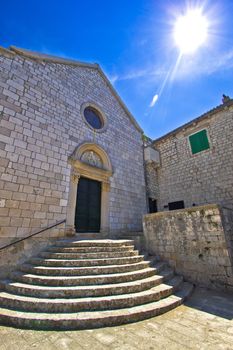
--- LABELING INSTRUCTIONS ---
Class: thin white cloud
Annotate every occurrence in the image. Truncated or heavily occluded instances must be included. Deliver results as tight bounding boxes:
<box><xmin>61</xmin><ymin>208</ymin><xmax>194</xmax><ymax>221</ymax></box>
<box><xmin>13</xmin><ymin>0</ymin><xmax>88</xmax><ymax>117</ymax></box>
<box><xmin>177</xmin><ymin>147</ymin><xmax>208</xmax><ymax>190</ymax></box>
<box><xmin>202</xmin><ymin>49</ymin><xmax>233</xmax><ymax>74</ymax></box>
<box><xmin>175</xmin><ymin>49</ymin><xmax>233</xmax><ymax>78</ymax></box>
<box><xmin>109</xmin><ymin>74</ymin><xmax>119</xmax><ymax>85</ymax></box>
<box><xmin>149</xmin><ymin>94</ymin><xmax>159</xmax><ymax>107</ymax></box>
<box><xmin>119</xmin><ymin>69</ymin><xmax>148</xmax><ymax>81</ymax></box>
<box><xmin>111</xmin><ymin>49</ymin><xmax>233</xmax><ymax>87</ymax></box>
<box><xmin>113</xmin><ymin>67</ymin><xmax>167</xmax><ymax>83</ymax></box>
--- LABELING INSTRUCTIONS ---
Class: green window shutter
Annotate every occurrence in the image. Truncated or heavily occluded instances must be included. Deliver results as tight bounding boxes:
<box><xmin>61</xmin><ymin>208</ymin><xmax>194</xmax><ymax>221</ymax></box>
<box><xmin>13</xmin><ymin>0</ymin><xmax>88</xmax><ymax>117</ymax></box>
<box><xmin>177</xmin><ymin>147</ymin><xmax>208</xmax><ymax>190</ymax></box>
<box><xmin>189</xmin><ymin>129</ymin><xmax>210</xmax><ymax>154</ymax></box>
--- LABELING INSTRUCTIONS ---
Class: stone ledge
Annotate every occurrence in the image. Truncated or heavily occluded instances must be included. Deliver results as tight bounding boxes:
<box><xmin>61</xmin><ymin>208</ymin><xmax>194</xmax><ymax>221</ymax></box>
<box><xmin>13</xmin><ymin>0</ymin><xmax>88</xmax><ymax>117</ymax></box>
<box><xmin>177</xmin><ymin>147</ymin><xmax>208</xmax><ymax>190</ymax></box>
<box><xmin>144</xmin><ymin>203</ymin><xmax>220</xmax><ymax>220</ymax></box>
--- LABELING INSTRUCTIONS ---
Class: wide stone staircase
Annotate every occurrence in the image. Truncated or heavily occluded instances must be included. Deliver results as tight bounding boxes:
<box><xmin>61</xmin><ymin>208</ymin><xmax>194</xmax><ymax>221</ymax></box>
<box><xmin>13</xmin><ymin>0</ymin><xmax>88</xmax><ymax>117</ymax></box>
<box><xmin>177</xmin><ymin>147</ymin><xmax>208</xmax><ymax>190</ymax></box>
<box><xmin>0</xmin><ymin>238</ymin><xmax>193</xmax><ymax>330</ymax></box>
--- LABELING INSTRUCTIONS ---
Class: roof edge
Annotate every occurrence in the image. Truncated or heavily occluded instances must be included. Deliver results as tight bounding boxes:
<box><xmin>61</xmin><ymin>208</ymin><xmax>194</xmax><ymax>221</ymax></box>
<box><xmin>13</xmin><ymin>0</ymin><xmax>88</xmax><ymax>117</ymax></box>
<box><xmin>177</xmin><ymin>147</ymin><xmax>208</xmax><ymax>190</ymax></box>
<box><xmin>9</xmin><ymin>46</ymin><xmax>98</xmax><ymax>69</ymax></box>
<box><xmin>0</xmin><ymin>46</ymin><xmax>16</xmax><ymax>57</ymax></box>
<box><xmin>152</xmin><ymin>99</ymin><xmax>233</xmax><ymax>145</ymax></box>
<box><xmin>96</xmin><ymin>65</ymin><xmax>143</xmax><ymax>133</ymax></box>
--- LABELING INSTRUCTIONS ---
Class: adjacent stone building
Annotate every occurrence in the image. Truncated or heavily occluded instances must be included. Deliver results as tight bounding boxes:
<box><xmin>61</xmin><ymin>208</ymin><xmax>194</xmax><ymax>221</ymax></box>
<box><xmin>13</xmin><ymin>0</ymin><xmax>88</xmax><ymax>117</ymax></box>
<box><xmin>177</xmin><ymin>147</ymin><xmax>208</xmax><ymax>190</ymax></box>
<box><xmin>143</xmin><ymin>97</ymin><xmax>233</xmax><ymax>291</ymax></box>
<box><xmin>145</xmin><ymin>97</ymin><xmax>233</xmax><ymax>212</ymax></box>
<box><xmin>0</xmin><ymin>46</ymin><xmax>147</xmax><ymax>246</ymax></box>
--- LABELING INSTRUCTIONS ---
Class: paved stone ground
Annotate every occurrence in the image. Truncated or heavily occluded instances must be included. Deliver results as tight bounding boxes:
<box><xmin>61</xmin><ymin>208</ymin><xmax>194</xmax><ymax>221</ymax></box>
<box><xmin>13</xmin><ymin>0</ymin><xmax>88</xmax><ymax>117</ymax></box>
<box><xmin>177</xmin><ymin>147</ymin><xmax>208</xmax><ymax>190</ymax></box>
<box><xmin>0</xmin><ymin>287</ymin><xmax>233</xmax><ymax>350</ymax></box>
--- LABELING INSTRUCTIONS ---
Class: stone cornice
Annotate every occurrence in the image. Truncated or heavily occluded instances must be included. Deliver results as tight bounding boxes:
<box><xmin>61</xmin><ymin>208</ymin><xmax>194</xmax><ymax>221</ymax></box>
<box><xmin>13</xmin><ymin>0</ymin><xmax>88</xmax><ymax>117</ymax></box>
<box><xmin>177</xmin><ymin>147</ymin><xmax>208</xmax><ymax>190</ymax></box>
<box><xmin>0</xmin><ymin>46</ymin><xmax>15</xmax><ymax>58</ymax></box>
<box><xmin>9</xmin><ymin>46</ymin><xmax>98</xmax><ymax>69</ymax></box>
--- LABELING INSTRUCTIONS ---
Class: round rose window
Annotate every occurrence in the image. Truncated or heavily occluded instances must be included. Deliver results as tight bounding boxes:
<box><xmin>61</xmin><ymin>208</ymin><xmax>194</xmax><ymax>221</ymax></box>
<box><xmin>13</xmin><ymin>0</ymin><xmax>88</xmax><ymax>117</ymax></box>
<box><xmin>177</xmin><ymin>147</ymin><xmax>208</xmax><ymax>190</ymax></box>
<box><xmin>84</xmin><ymin>107</ymin><xmax>104</xmax><ymax>130</ymax></box>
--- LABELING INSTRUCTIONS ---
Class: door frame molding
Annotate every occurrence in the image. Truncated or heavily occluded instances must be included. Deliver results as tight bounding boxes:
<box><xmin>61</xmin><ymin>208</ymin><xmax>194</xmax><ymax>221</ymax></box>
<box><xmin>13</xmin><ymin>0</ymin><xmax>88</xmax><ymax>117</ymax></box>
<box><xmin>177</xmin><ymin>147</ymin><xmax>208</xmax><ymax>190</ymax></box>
<box><xmin>66</xmin><ymin>142</ymin><xmax>113</xmax><ymax>236</ymax></box>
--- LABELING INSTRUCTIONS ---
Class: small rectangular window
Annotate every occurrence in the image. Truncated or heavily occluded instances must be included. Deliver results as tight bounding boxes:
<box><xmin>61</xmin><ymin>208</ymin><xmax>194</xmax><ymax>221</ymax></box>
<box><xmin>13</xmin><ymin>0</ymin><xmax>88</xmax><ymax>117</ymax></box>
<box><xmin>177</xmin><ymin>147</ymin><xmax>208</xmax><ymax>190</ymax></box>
<box><xmin>189</xmin><ymin>129</ymin><xmax>210</xmax><ymax>154</ymax></box>
<box><xmin>168</xmin><ymin>201</ymin><xmax>184</xmax><ymax>211</ymax></box>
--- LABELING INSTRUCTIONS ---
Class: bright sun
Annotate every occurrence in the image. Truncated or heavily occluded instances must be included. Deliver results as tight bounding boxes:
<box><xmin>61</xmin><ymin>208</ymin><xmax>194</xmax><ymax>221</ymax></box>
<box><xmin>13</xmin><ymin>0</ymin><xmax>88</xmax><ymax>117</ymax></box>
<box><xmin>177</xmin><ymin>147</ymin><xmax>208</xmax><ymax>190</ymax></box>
<box><xmin>174</xmin><ymin>9</ymin><xmax>208</xmax><ymax>54</ymax></box>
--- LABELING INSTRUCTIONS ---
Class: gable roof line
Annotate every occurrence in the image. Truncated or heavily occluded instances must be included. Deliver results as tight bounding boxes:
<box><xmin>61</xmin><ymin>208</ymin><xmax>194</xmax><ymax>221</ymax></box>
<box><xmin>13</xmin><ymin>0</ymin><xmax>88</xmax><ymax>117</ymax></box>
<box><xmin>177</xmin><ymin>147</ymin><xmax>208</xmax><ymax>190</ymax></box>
<box><xmin>152</xmin><ymin>99</ymin><xmax>233</xmax><ymax>145</ymax></box>
<box><xmin>10</xmin><ymin>46</ymin><xmax>98</xmax><ymax>69</ymax></box>
<box><xmin>95</xmin><ymin>64</ymin><xmax>143</xmax><ymax>133</ymax></box>
<box><xmin>0</xmin><ymin>46</ymin><xmax>16</xmax><ymax>57</ymax></box>
<box><xmin>1</xmin><ymin>45</ymin><xmax>143</xmax><ymax>134</ymax></box>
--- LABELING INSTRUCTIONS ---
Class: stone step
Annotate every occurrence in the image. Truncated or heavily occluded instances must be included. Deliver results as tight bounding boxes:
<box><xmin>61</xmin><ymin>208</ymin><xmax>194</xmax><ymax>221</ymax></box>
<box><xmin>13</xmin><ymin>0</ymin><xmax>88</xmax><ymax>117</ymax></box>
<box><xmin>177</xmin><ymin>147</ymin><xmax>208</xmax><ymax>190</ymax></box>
<box><xmin>3</xmin><ymin>272</ymin><xmax>179</xmax><ymax>299</ymax></box>
<box><xmin>20</xmin><ymin>261</ymin><xmax>151</xmax><ymax>276</ymax></box>
<box><xmin>0</xmin><ymin>279</ymin><xmax>182</xmax><ymax>313</ymax></box>
<box><xmin>55</xmin><ymin>239</ymin><xmax>134</xmax><ymax>248</ymax></box>
<box><xmin>42</xmin><ymin>249</ymin><xmax>139</xmax><ymax>258</ymax></box>
<box><xmin>11</xmin><ymin>267</ymin><xmax>163</xmax><ymax>286</ymax></box>
<box><xmin>0</xmin><ymin>236</ymin><xmax>194</xmax><ymax>331</ymax></box>
<box><xmin>35</xmin><ymin>255</ymin><xmax>144</xmax><ymax>266</ymax></box>
<box><xmin>74</xmin><ymin>233</ymin><xmax>101</xmax><ymax>240</ymax></box>
<box><xmin>46</xmin><ymin>245</ymin><xmax>135</xmax><ymax>253</ymax></box>
<box><xmin>0</xmin><ymin>282</ymin><xmax>193</xmax><ymax>330</ymax></box>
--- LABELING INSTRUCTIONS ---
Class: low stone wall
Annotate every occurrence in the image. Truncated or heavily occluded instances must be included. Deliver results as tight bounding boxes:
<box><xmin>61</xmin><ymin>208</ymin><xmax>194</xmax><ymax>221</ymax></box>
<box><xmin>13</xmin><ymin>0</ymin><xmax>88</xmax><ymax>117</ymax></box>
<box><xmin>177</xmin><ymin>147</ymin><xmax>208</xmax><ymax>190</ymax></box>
<box><xmin>0</xmin><ymin>222</ymin><xmax>65</xmax><ymax>279</ymax></box>
<box><xmin>143</xmin><ymin>204</ymin><xmax>233</xmax><ymax>291</ymax></box>
<box><xmin>221</xmin><ymin>206</ymin><xmax>233</xmax><ymax>266</ymax></box>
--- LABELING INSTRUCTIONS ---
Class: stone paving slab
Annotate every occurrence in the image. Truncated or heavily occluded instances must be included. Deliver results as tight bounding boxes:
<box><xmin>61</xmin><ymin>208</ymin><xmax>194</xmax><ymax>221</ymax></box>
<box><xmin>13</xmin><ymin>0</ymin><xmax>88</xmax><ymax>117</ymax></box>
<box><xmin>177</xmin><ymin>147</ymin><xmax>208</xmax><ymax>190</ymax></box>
<box><xmin>0</xmin><ymin>287</ymin><xmax>233</xmax><ymax>350</ymax></box>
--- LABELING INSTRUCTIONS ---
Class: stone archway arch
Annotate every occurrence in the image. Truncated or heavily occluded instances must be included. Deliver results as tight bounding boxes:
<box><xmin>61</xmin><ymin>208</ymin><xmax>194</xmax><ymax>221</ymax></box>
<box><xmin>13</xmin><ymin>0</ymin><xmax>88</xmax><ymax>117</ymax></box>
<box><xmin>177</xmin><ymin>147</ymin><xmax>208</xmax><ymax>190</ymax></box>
<box><xmin>66</xmin><ymin>142</ymin><xmax>113</xmax><ymax>236</ymax></box>
<box><xmin>71</xmin><ymin>142</ymin><xmax>112</xmax><ymax>172</ymax></box>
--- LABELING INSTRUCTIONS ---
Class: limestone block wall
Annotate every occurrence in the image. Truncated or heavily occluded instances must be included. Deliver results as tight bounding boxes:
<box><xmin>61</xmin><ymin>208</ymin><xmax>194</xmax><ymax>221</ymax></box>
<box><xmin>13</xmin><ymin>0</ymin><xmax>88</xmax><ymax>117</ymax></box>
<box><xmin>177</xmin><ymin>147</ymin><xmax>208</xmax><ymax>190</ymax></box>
<box><xmin>148</xmin><ymin>105</ymin><xmax>233</xmax><ymax>211</ymax></box>
<box><xmin>145</xmin><ymin>162</ymin><xmax>159</xmax><ymax>200</ymax></box>
<box><xmin>0</xmin><ymin>222</ymin><xmax>65</xmax><ymax>278</ymax></box>
<box><xmin>143</xmin><ymin>204</ymin><xmax>233</xmax><ymax>291</ymax></box>
<box><xmin>221</xmin><ymin>206</ymin><xmax>233</xmax><ymax>264</ymax></box>
<box><xmin>0</xmin><ymin>49</ymin><xmax>146</xmax><ymax>245</ymax></box>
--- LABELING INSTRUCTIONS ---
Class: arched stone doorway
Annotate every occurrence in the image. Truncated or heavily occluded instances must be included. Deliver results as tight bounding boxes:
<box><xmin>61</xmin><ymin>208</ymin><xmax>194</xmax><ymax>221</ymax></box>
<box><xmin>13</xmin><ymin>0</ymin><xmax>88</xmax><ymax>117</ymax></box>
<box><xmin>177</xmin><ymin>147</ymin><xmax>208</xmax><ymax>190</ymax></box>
<box><xmin>66</xmin><ymin>143</ymin><xmax>113</xmax><ymax>236</ymax></box>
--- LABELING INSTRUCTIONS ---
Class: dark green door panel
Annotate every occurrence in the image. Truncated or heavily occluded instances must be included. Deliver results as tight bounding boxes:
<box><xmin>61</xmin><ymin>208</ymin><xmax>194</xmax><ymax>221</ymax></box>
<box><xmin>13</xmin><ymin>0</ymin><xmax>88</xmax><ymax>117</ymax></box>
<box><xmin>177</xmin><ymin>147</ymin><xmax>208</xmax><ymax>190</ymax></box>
<box><xmin>75</xmin><ymin>177</ymin><xmax>101</xmax><ymax>233</ymax></box>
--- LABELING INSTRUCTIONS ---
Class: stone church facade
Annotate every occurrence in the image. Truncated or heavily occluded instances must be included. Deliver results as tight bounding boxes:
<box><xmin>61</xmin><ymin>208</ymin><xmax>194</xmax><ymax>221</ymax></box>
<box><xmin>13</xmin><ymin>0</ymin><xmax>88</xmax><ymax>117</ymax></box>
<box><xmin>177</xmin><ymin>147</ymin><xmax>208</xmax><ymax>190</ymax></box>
<box><xmin>0</xmin><ymin>46</ymin><xmax>147</xmax><ymax>246</ymax></box>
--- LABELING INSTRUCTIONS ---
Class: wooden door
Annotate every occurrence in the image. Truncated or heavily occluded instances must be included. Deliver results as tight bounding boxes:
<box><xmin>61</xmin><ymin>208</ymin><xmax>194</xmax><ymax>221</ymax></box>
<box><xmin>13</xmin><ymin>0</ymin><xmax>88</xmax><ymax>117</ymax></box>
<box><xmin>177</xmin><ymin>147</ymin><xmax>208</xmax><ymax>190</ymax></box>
<box><xmin>75</xmin><ymin>177</ymin><xmax>101</xmax><ymax>232</ymax></box>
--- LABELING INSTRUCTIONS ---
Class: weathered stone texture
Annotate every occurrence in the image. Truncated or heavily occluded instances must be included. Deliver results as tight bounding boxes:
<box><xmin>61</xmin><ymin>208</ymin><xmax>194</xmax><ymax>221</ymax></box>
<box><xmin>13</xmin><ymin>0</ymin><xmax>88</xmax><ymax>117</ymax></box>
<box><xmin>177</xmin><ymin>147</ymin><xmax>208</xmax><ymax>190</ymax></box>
<box><xmin>0</xmin><ymin>52</ymin><xmax>146</xmax><ymax>242</ymax></box>
<box><xmin>0</xmin><ymin>223</ymin><xmax>65</xmax><ymax>278</ymax></box>
<box><xmin>143</xmin><ymin>204</ymin><xmax>233</xmax><ymax>291</ymax></box>
<box><xmin>148</xmin><ymin>107</ymin><xmax>233</xmax><ymax>210</ymax></box>
<box><xmin>145</xmin><ymin>162</ymin><xmax>159</xmax><ymax>199</ymax></box>
<box><xmin>221</xmin><ymin>206</ymin><xmax>233</xmax><ymax>265</ymax></box>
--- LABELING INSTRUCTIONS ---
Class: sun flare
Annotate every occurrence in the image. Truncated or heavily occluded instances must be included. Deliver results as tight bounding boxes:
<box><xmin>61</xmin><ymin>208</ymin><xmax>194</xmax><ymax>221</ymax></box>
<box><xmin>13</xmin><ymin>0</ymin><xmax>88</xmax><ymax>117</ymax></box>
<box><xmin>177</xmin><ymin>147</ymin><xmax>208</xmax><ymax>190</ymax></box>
<box><xmin>174</xmin><ymin>9</ymin><xmax>208</xmax><ymax>54</ymax></box>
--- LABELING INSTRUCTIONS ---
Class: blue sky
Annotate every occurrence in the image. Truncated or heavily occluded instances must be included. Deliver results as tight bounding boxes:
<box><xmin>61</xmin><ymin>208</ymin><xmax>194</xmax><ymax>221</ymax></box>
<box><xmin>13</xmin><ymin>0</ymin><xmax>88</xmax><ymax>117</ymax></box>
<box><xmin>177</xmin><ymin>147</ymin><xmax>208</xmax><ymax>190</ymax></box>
<box><xmin>1</xmin><ymin>0</ymin><xmax>233</xmax><ymax>139</ymax></box>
